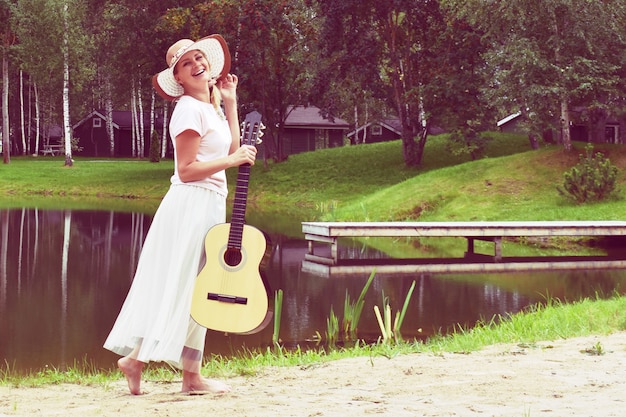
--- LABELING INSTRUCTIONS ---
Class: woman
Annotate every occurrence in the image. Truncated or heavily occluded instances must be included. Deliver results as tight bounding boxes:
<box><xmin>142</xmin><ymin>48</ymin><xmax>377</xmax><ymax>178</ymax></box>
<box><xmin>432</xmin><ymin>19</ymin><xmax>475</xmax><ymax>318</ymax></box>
<box><xmin>104</xmin><ymin>34</ymin><xmax>257</xmax><ymax>395</ymax></box>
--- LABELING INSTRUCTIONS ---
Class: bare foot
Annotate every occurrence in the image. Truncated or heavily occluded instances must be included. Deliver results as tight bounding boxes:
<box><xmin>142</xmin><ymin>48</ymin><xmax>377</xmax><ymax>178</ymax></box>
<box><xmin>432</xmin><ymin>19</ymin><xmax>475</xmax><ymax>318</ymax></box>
<box><xmin>118</xmin><ymin>356</ymin><xmax>144</xmax><ymax>395</ymax></box>
<box><xmin>181</xmin><ymin>372</ymin><xmax>231</xmax><ymax>394</ymax></box>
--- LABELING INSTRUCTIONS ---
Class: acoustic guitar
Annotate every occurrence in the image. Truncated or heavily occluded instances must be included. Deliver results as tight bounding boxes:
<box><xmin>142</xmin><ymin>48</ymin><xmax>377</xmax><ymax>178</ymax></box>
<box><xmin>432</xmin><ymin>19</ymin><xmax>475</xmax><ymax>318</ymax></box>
<box><xmin>191</xmin><ymin>111</ymin><xmax>271</xmax><ymax>334</ymax></box>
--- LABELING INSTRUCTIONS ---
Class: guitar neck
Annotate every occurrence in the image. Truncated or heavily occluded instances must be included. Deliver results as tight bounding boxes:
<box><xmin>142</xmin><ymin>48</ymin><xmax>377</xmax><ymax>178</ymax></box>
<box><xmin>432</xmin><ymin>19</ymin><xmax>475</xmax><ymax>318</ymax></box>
<box><xmin>227</xmin><ymin>110</ymin><xmax>262</xmax><ymax>250</ymax></box>
<box><xmin>228</xmin><ymin>163</ymin><xmax>250</xmax><ymax>249</ymax></box>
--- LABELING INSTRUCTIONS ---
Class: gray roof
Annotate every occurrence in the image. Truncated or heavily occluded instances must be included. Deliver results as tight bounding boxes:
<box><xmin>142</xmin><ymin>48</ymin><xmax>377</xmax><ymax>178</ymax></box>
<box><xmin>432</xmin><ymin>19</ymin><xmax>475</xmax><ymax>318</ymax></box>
<box><xmin>284</xmin><ymin>106</ymin><xmax>350</xmax><ymax>129</ymax></box>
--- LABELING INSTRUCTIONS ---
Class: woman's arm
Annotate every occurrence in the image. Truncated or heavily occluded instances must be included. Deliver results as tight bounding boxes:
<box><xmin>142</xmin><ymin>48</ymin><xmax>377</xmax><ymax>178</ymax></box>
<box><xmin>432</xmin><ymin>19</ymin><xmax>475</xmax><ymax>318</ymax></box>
<box><xmin>219</xmin><ymin>74</ymin><xmax>241</xmax><ymax>154</ymax></box>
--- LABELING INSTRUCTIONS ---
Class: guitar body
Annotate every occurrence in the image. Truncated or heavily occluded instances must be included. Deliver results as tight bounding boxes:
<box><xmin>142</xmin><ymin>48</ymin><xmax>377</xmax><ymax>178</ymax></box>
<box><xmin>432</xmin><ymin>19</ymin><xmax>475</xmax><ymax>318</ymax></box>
<box><xmin>191</xmin><ymin>222</ymin><xmax>270</xmax><ymax>334</ymax></box>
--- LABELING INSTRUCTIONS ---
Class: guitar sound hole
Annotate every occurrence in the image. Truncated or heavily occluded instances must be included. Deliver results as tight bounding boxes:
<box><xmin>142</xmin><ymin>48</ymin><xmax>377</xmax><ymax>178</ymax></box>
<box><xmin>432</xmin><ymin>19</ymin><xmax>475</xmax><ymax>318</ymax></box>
<box><xmin>224</xmin><ymin>248</ymin><xmax>243</xmax><ymax>267</ymax></box>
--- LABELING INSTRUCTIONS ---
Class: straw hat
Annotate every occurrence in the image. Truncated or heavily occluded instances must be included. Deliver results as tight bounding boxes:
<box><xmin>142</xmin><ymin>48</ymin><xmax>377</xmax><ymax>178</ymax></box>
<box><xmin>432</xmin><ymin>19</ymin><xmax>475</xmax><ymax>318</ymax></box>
<box><xmin>152</xmin><ymin>34</ymin><xmax>231</xmax><ymax>101</ymax></box>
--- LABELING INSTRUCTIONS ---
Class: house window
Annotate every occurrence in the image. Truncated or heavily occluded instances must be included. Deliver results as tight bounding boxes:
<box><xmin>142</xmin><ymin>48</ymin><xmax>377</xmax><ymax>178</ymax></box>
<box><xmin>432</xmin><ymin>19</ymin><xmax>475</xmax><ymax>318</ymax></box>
<box><xmin>605</xmin><ymin>125</ymin><xmax>619</xmax><ymax>144</ymax></box>
<box><xmin>371</xmin><ymin>124</ymin><xmax>382</xmax><ymax>136</ymax></box>
<box><xmin>93</xmin><ymin>118</ymin><xmax>102</xmax><ymax>128</ymax></box>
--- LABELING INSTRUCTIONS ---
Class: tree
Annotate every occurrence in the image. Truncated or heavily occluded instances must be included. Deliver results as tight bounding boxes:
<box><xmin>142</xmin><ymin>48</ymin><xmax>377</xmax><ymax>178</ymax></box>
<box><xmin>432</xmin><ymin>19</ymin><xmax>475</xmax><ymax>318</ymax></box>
<box><xmin>158</xmin><ymin>0</ymin><xmax>318</xmax><ymax>162</ymax></box>
<box><xmin>444</xmin><ymin>0</ymin><xmax>626</xmax><ymax>151</ymax></box>
<box><xmin>98</xmin><ymin>0</ymin><xmax>201</xmax><ymax>158</ymax></box>
<box><xmin>13</xmin><ymin>0</ymin><xmax>94</xmax><ymax>164</ymax></box>
<box><xmin>313</xmin><ymin>0</ymin><xmax>388</xmax><ymax>140</ymax></box>
<box><xmin>314</xmin><ymin>0</ymin><xmax>492</xmax><ymax>166</ymax></box>
<box><xmin>1</xmin><ymin>0</ymin><xmax>16</xmax><ymax>164</ymax></box>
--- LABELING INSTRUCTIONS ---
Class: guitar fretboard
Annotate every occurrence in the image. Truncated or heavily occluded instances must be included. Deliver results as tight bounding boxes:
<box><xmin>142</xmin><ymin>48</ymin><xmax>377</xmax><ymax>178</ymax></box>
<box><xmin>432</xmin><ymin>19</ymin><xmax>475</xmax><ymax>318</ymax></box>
<box><xmin>227</xmin><ymin>112</ymin><xmax>261</xmax><ymax>250</ymax></box>
<box><xmin>228</xmin><ymin>165</ymin><xmax>251</xmax><ymax>249</ymax></box>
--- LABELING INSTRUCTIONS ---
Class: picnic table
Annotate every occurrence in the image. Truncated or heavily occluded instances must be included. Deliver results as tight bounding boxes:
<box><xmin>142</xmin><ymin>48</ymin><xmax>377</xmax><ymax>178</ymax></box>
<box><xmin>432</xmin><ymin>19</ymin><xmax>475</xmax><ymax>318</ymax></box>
<box><xmin>40</xmin><ymin>144</ymin><xmax>64</xmax><ymax>156</ymax></box>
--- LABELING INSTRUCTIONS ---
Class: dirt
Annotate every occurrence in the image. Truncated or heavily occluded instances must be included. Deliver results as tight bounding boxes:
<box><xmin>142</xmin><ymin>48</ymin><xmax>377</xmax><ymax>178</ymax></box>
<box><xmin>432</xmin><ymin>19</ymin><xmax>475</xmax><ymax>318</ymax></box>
<box><xmin>2</xmin><ymin>332</ymin><xmax>626</xmax><ymax>417</ymax></box>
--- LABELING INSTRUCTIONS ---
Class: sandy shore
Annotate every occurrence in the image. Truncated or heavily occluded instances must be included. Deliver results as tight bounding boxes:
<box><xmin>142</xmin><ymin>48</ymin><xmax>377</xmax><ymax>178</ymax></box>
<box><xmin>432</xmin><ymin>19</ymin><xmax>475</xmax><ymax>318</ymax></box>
<box><xmin>2</xmin><ymin>332</ymin><xmax>625</xmax><ymax>417</ymax></box>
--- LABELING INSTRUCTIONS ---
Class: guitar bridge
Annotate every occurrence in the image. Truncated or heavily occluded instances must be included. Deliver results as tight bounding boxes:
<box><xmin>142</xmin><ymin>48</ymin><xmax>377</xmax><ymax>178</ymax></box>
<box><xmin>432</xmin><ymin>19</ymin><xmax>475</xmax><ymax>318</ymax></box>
<box><xmin>207</xmin><ymin>292</ymin><xmax>248</xmax><ymax>305</ymax></box>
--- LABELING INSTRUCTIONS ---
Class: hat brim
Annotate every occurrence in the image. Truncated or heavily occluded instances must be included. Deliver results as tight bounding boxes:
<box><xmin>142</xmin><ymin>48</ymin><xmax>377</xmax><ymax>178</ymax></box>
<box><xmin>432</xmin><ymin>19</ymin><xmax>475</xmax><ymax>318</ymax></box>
<box><xmin>152</xmin><ymin>34</ymin><xmax>231</xmax><ymax>101</ymax></box>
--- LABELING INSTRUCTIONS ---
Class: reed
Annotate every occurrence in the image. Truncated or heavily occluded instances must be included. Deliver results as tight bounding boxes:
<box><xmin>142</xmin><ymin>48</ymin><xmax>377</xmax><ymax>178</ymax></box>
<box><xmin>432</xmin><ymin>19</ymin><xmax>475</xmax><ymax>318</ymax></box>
<box><xmin>272</xmin><ymin>289</ymin><xmax>284</xmax><ymax>349</ymax></box>
<box><xmin>342</xmin><ymin>270</ymin><xmax>376</xmax><ymax>340</ymax></box>
<box><xmin>374</xmin><ymin>280</ymin><xmax>417</xmax><ymax>343</ymax></box>
<box><xmin>395</xmin><ymin>280</ymin><xmax>416</xmax><ymax>339</ymax></box>
<box><xmin>325</xmin><ymin>306</ymin><xmax>339</xmax><ymax>347</ymax></box>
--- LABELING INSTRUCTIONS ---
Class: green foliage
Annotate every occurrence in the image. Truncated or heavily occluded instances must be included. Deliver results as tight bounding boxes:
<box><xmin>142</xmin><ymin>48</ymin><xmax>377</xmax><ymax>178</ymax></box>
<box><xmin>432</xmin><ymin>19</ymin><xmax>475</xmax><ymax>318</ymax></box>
<box><xmin>557</xmin><ymin>144</ymin><xmax>620</xmax><ymax>204</ymax></box>
<box><xmin>325</xmin><ymin>306</ymin><xmax>339</xmax><ymax>347</ymax></box>
<box><xmin>374</xmin><ymin>280</ymin><xmax>416</xmax><ymax>344</ymax></box>
<box><xmin>149</xmin><ymin>129</ymin><xmax>161</xmax><ymax>163</ymax></box>
<box><xmin>446</xmin><ymin>128</ymin><xmax>490</xmax><ymax>161</ymax></box>
<box><xmin>342</xmin><ymin>270</ymin><xmax>376</xmax><ymax>340</ymax></box>
<box><xmin>273</xmin><ymin>289</ymin><xmax>283</xmax><ymax>348</ymax></box>
<box><xmin>5</xmin><ymin>294</ymin><xmax>626</xmax><ymax>386</ymax></box>
<box><xmin>70</xmin><ymin>137</ymin><xmax>83</xmax><ymax>153</ymax></box>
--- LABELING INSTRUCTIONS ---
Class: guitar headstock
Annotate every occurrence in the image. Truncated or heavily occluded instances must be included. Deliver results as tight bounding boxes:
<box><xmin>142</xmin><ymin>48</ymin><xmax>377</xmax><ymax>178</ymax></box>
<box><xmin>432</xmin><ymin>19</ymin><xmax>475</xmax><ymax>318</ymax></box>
<box><xmin>240</xmin><ymin>111</ymin><xmax>264</xmax><ymax>147</ymax></box>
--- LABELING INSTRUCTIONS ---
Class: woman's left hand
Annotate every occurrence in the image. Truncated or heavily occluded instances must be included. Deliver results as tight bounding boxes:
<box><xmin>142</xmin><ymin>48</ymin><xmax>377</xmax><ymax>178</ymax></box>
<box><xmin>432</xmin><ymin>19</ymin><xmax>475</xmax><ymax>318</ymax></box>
<box><xmin>218</xmin><ymin>74</ymin><xmax>238</xmax><ymax>102</ymax></box>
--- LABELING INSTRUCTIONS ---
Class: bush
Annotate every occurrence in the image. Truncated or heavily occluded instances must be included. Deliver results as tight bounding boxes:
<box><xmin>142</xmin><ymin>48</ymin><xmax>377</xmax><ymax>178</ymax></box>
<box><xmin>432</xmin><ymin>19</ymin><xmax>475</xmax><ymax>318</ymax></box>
<box><xmin>557</xmin><ymin>144</ymin><xmax>620</xmax><ymax>204</ymax></box>
<box><xmin>149</xmin><ymin>129</ymin><xmax>161</xmax><ymax>163</ymax></box>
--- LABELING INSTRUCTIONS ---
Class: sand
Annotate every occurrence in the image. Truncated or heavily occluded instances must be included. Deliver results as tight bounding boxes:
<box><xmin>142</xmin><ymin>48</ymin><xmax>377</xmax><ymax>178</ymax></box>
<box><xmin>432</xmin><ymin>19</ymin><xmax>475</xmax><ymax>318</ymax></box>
<box><xmin>2</xmin><ymin>332</ymin><xmax>625</xmax><ymax>417</ymax></box>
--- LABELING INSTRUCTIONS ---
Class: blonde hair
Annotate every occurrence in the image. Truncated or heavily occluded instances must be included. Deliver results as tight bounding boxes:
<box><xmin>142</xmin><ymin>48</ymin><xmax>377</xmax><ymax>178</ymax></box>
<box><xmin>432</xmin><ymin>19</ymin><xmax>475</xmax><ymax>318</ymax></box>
<box><xmin>211</xmin><ymin>86</ymin><xmax>222</xmax><ymax>111</ymax></box>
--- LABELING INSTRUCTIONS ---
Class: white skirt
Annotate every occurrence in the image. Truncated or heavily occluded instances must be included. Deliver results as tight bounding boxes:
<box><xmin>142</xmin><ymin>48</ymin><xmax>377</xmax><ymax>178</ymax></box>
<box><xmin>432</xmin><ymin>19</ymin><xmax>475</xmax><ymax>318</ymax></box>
<box><xmin>104</xmin><ymin>184</ymin><xmax>226</xmax><ymax>372</ymax></box>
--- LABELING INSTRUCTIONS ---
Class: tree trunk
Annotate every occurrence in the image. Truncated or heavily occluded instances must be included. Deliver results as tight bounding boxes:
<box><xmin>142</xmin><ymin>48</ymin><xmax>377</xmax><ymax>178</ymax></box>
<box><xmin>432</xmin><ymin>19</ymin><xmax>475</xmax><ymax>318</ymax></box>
<box><xmin>551</xmin><ymin>9</ymin><xmax>572</xmax><ymax>153</ymax></box>
<box><xmin>161</xmin><ymin>102</ymin><xmax>169</xmax><ymax>158</ymax></box>
<box><xmin>559</xmin><ymin>98</ymin><xmax>572</xmax><ymax>151</ymax></box>
<box><xmin>62</xmin><ymin>2</ymin><xmax>73</xmax><ymax>166</ymax></box>
<box><xmin>363</xmin><ymin>101</ymin><xmax>369</xmax><ymax>144</ymax></box>
<box><xmin>528</xmin><ymin>134</ymin><xmax>540</xmax><ymax>150</ymax></box>
<box><xmin>131</xmin><ymin>83</ymin><xmax>140</xmax><ymax>157</ymax></box>
<box><xmin>2</xmin><ymin>49</ymin><xmax>9</xmax><ymax>164</ymax></box>
<box><xmin>20</xmin><ymin>70</ymin><xmax>26</xmax><ymax>154</ymax></box>
<box><xmin>385</xmin><ymin>14</ymin><xmax>425</xmax><ymax>167</ymax></box>
<box><xmin>353</xmin><ymin>104</ymin><xmax>359</xmax><ymax>144</ymax></box>
<box><xmin>105</xmin><ymin>77</ymin><xmax>114</xmax><ymax>156</ymax></box>
<box><xmin>34</xmin><ymin>82</ymin><xmax>40</xmax><ymax>154</ymax></box>
<box><xmin>149</xmin><ymin>89</ymin><xmax>155</xmax><ymax>156</ymax></box>
<box><xmin>138</xmin><ymin>80</ymin><xmax>144</xmax><ymax>158</ymax></box>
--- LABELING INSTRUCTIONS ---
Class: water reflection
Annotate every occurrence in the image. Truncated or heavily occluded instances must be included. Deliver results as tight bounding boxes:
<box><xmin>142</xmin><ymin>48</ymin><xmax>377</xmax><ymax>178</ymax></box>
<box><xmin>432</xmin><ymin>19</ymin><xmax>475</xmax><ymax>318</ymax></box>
<box><xmin>1</xmin><ymin>208</ymin><xmax>625</xmax><ymax>373</ymax></box>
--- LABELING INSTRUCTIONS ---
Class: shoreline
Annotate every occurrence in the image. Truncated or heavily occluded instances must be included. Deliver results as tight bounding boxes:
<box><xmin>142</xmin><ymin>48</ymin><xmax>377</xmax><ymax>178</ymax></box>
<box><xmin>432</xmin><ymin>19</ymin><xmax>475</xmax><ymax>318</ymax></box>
<box><xmin>2</xmin><ymin>332</ymin><xmax>625</xmax><ymax>417</ymax></box>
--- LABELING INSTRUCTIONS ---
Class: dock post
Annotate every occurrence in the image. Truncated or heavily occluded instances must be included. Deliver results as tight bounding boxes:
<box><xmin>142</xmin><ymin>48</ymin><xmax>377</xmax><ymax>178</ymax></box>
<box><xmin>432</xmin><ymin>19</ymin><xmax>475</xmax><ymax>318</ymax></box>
<box><xmin>494</xmin><ymin>237</ymin><xmax>502</xmax><ymax>262</ymax></box>
<box><xmin>466</xmin><ymin>237</ymin><xmax>475</xmax><ymax>257</ymax></box>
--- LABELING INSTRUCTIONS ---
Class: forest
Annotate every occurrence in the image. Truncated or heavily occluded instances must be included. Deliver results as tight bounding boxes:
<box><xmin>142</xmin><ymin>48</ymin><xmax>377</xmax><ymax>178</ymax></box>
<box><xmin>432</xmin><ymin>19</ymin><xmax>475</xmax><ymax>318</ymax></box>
<box><xmin>2</xmin><ymin>0</ymin><xmax>626</xmax><ymax>166</ymax></box>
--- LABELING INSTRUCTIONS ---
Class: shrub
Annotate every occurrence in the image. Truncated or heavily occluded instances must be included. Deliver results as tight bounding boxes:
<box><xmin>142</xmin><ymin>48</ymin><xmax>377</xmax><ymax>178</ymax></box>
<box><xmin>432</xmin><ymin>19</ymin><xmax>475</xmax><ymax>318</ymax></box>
<box><xmin>557</xmin><ymin>144</ymin><xmax>620</xmax><ymax>204</ymax></box>
<box><xmin>149</xmin><ymin>129</ymin><xmax>161</xmax><ymax>163</ymax></box>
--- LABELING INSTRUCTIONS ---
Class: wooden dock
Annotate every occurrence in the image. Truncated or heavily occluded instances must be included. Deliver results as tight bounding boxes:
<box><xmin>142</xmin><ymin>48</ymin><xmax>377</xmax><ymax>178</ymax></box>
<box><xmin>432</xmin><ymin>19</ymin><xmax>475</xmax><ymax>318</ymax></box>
<box><xmin>302</xmin><ymin>221</ymin><xmax>626</xmax><ymax>277</ymax></box>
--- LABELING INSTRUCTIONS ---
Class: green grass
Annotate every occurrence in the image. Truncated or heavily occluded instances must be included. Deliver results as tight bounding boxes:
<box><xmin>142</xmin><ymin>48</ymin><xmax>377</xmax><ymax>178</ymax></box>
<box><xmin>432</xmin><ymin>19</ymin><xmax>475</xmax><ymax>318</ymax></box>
<box><xmin>329</xmin><ymin>144</ymin><xmax>626</xmax><ymax>222</ymax></box>
<box><xmin>426</xmin><ymin>294</ymin><xmax>626</xmax><ymax>354</ymax></box>
<box><xmin>3</xmin><ymin>293</ymin><xmax>625</xmax><ymax>388</ymax></box>
<box><xmin>4</xmin><ymin>133</ymin><xmax>624</xmax><ymax>222</ymax></box>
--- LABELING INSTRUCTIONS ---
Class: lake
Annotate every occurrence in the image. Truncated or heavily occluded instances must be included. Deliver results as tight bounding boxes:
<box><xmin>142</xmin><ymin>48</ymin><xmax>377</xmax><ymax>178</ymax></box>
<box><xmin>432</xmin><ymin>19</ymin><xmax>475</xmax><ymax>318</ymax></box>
<box><xmin>1</xmin><ymin>207</ymin><xmax>625</xmax><ymax>373</ymax></box>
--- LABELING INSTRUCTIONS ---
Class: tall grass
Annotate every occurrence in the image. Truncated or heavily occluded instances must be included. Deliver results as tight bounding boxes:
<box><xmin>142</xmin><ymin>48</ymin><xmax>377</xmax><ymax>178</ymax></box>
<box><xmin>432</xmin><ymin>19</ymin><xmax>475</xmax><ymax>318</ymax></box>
<box><xmin>342</xmin><ymin>270</ymin><xmax>376</xmax><ymax>340</ymax></box>
<box><xmin>5</xmin><ymin>293</ymin><xmax>625</xmax><ymax>388</ymax></box>
<box><xmin>425</xmin><ymin>294</ymin><xmax>626</xmax><ymax>354</ymax></box>
<box><xmin>374</xmin><ymin>280</ymin><xmax>417</xmax><ymax>343</ymax></box>
<box><xmin>272</xmin><ymin>289</ymin><xmax>284</xmax><ymax>348</ymax></box>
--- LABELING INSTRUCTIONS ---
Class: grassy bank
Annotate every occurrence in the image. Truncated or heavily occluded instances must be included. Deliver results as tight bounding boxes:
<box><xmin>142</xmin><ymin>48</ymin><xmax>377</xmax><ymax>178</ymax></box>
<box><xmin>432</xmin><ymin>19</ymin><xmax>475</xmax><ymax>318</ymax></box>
<box><xmin>2</xmin><ymin>133</ymin><xmax>625</xmax><ymax>221</ymax></box>
<box><xmin>2</xmin><ymin>133</ymin><xmax>626</xmax><ymax>386</ymax></box>
<box><xmin>3</xmin><ymin>294</ymin><xmax>625</xmax><ymax>388</ymax></box>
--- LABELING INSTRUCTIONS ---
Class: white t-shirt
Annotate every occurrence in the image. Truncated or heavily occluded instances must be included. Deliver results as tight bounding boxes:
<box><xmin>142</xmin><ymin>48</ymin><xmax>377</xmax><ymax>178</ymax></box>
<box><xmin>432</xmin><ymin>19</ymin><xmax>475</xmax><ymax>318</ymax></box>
<box><xmin>169</xmin><ymin>95</ymin><xmax>232</xmax><ymax>196</ymax></box>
